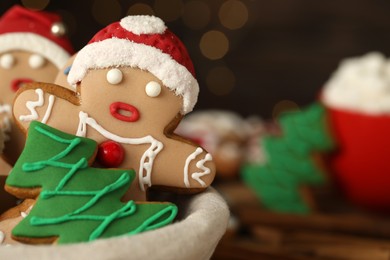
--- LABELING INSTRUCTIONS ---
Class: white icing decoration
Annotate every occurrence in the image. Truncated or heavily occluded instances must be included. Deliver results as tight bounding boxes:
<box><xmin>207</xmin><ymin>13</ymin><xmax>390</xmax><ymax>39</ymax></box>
<box><xmin>42</xmin><ymin>95</ymin><xmax>55</xmax><ymax>124</ymax></box>
<box><xmin>0</xmin><ymin>53</ymin><xmax>14</xmax><ymax>69</ymax></box>
<box><xmin>19</xmin><ymin>89</ymin><xmax>44</xmax><ymax>121</ymax></box>
<box><xmin>21</xmin><ymin>205</ymin><xmax>32</xmax><ymax>219</ymax></box>
<box><xmin>120</xmin><ymin>16</ymin><xmax>166</xmax><ymax>35</ymax></box>
<box><xmin>145</xmin><ymin>81</ymin><xmax>162</xmax><ymax>97</ymax></box>
<box><xmin>1</xmin><ymin>117</ymin><xmax>11</xmax><ymax>141</ymax></box>
<box><xmin>184</xmin><ymin>147</ymin><xmax>212</xmax><ymax>188</ymax></box>
<box><xmin>29</xmin><ymin>54</ymin><xmax>46</xmax><ymax>69</ymax></box>
<box><xmin>0</xmin><ymin>104</ymin><xmax>12</xmax><ymax>141</ymax></box>
<box><xmin>0</xmin><ymin>231</ymin><xmax>11</xmax><ymax>247</ymax></box>
<box><xmin>0</xmin><ymin>231</ymin><xmax>4</xmax><ymax>244</ymax></box>
<box><xmin>0</xmin><ymin>104</ymin><xmax>11</xmax><ymax>114</ymax></box>
<box><xmin>106</xmin><ymin>68</ymin><xmax>123</xmax><ymax>85</ymax></box>
<box><xmin>76</xmin><ymin>111</ymin><xmax>163</xmax><ymax>191</ymax></box>
<box><xmin>322</xmin><ymin>52</ymin><xmax>390</xmax><ymax>114</ymax></box>
<box><xmin>19</xmin><ymin>89</ymin><xmax>55</xmax><ymax>123</ymax></box>
<box><xmin>192</xmin><ymin>153</ymin><xmax>212</xmax><ymax>187</ymax></box>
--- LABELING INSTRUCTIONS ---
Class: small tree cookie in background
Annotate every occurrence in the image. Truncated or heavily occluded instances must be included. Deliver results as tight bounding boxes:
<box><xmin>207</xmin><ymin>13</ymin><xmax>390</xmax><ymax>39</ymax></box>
<box><xmin>242</xmin><ymin>103</ymin><xmax>334</xmax><ymax>214</ymax></box>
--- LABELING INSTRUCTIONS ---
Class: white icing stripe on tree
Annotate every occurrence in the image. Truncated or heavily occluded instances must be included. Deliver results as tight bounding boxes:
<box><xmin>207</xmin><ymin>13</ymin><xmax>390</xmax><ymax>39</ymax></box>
<box><xmin>184</xmin><ymin>148</ymin><xmax>212</xmax><ymax>188</ymax></box>
<box><xmin>77</xmin><ymin>111</ymin><xmax>163</xmax><ymax>191</ymax></box>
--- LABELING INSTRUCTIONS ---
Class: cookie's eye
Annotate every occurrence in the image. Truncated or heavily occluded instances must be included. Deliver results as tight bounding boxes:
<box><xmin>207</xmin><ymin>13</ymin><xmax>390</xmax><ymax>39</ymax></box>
<box><xmin>145</xmin><ymin>81</ymin><xmax>161</xmax><ymax>97</ymax></box>
<box><xmin>29</xmin><ymin>54</ymin><xmax>46</xmax><ymax>69</ymax></box>
<box><xmin>106</xmin><ymin>68</ymin><xmax>123</xmax><ymax>85</ymax></box>
<box><xmin>0</xmin><ymin>54</ymin><xmax>15</xmax><ymax>69</ymax></box>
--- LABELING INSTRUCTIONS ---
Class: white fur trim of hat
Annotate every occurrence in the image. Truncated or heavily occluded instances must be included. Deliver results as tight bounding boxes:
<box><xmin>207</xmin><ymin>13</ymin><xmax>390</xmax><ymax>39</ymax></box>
<box><xmin>0</xmin><ymin>33</ymin><xmax>70</xmax><ymax>69</ymax></box>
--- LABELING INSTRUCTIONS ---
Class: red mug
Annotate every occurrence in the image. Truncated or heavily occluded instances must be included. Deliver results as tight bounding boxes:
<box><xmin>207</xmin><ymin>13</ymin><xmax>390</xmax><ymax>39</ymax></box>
<box><xmin>327</xmin><ymin>106</ymin><xmax>390</xmax><ymax>211</ymax></box>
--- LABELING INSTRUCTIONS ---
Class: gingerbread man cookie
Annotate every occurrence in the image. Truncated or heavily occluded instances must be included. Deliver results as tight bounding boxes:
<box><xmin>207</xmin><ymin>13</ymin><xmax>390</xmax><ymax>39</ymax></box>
<box><xmin>13</xmin><ymin>15</ymin><xmax>215</xmax><ymax>201</ymax></box>
<box><xmin>0</xmin><ymin>5</ymin><xmax>73</xmax><ymax>166</ymax></box>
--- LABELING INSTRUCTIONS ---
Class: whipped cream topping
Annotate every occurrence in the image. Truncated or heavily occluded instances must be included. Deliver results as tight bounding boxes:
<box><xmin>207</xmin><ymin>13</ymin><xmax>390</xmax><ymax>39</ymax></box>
<box><xmin>322</xmin><ymin>52</ymin><xmax>390</xmax><ymax>114</ymax></box>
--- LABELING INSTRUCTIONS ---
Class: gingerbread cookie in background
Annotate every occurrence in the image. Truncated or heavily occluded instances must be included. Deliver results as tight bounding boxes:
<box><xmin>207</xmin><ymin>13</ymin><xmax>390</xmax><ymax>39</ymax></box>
<box><xmin>0</xmin><ymin>122</ymin><xmax>32</xmax><ymax>246</ymax></box>
<box><xmin>13</xmin><ymin>15</ymin><xmax>216</xmax><ymax>202</ymax></box>
<box><xmin>321</xmin><ymin>52</ymin><xmax>390</xmax><ymax>211</ymax></box>
<box><xmin>0</xmin><ymin>199</ymin><xmax>34</xmax><ymax>246</ymax></box>
<box><xmin>0</xmin><ymin>129</ymin><xmax>13</xmax><ymax>215</ymax></box>
<box><xmin>0</xmin><ymin>5</ymin><xmax>74</xmax><ymax>167</ymax></box>
<box><xmin>175</xmin><ymin>110</ymin><xmax>265</xmax><ymax>179</ymax></box>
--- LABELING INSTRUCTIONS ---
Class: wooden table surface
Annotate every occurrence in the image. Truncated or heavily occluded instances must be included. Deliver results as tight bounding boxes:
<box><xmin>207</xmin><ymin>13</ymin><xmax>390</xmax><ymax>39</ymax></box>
<box><xmin>212</xmin><ymin>180</ymin><xmax>390</xmax><ymax>260</ymax></box>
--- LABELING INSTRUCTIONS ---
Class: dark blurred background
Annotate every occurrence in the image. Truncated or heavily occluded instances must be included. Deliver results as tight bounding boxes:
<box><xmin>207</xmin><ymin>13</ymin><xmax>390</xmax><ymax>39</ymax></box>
<box><xmin>2</xmin><ymin>0</ymin><xmax>390</xmax><ymax>119</ymax></box>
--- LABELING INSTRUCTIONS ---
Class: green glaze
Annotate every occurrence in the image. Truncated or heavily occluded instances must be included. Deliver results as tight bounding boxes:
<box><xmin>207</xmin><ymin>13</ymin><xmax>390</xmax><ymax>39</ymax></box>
<box><xmin>7</xmin><ymin>121</ymin><xmax>177</xmax><ymax>244</ymax></box>
<box><xmin>242</xmin><ymin>102</ymin><xmax>334</xmax><ymax>214</ymax></box>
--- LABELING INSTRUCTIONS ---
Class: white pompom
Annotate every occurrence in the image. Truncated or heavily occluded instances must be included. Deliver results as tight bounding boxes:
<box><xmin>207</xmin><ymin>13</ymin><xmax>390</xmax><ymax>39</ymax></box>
<box><xmin>29</xmin><ymin>54</ymin><xmax>46</xmax><ymax>69</ymax></box>
<box><xmin>106</xmin><ymin>68</ymin><xmax>123</xmax><ymax>85</ymax></box>
<box><xmin>0</xmin><ymin>53</ymin><xmax>15</xmax><ymax>69</ymax></box>
<box><xmin>145</xmin><ymin>81</ymin><xmax>162</xmax><ymax>97</ymax></box>
<box><xmin>120</xmin><ymin>15</ymin><xmax>166</xmax><ymax>35</ymax></box>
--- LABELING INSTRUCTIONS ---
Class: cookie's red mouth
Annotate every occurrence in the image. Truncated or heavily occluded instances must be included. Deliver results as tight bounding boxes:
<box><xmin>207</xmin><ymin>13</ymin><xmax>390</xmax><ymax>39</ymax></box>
<box><xmin>11</xmin><ymin>78</ymin><xmax>33</xmax><ymax>92</ymax></box>
<box><xmin>109</xmin><ymin>102</ymin><xmax>140</xmax><ymax>122</ymax></box>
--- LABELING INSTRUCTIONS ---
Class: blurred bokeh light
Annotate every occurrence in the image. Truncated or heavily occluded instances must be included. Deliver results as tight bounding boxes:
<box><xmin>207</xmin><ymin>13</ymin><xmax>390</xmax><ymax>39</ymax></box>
<box><xmin>219</xmin><ymin>0</ymin><xmax>248</xmax><ymax>30</ymax></box>
<box><xmin>21</xmin><ymin>0</ymin><xmax>50</xmax><ymax>10</ymax></box>
<box><xmin>206</xmin><ymin>66</ymin><xmax>236</xmax><ymax>96</ymax></box>
<box><xmin>200</xmin><ymin>30</ymin><xmax>229</xmax><ymax>60</ymax></box>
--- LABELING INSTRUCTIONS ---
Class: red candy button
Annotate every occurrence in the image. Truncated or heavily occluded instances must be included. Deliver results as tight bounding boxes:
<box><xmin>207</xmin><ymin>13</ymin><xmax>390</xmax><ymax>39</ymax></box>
<box><xmin>97</xmin><ymin>140</ymin><xmax>124</xmax><ymax>168</ymax></box>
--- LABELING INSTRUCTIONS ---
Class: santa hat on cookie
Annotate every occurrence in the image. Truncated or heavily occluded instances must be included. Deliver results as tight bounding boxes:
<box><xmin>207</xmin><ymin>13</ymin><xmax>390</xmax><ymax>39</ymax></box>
<box><xmin>68</xmin><ymin>15</ymin><xmax>199</xmax><ymax>115</ymax></box>
<box><xmin>0</xmin><ymin>5</ymin><xmax>73</xmax><ymax>69</ymax></box>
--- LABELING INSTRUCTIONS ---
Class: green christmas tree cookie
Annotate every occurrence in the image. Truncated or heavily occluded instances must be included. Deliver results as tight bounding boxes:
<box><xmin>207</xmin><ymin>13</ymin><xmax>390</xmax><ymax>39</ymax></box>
<box><xmin>242</xmin><ymin>102</ymin><xmax>334</xmax><ymax>213</ymax></box>
<box><xmin>5</xmin><ymin>121</ymin><xmax>177</xmax><ymax>244</ymax></box>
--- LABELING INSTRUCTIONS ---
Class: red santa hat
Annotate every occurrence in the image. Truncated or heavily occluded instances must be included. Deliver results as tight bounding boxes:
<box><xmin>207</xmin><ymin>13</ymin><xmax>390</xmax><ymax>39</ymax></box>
<box><xmin>0</xmin><ymin>5</ymin><xmax>73</xmax><ymax>69</ymax></box>
<box><xmin>68</xmin><ymin>15</ymin><xmax>199</xmax><ymax>115</ymax></box>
